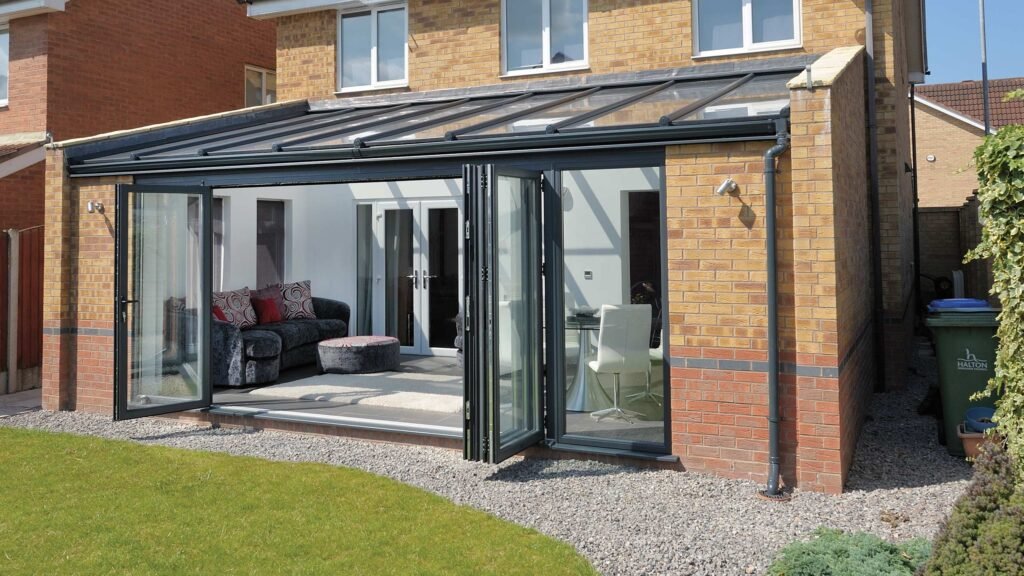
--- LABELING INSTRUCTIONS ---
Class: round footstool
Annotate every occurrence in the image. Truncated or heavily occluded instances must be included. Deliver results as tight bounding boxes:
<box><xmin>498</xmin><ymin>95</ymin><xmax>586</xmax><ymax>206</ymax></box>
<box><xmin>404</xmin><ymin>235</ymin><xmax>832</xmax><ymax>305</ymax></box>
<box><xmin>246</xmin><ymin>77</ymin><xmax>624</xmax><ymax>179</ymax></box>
<box><xmin>317</xmin><ymin>336</ymin><xmax>401</xmax><ymax>374</ymax></box>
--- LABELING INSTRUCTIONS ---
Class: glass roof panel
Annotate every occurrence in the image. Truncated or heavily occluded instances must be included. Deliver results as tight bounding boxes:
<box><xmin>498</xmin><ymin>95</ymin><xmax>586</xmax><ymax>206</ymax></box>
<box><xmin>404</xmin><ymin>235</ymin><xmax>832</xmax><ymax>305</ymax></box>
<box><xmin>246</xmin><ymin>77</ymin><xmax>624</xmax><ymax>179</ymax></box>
<box><xmin>679</xmin><ymin>72</ymin><xmax>792</xmax><ymax>122</ymax></box>
<box><xmin>380</xmin><ymin>92</ymin><xmax>571</xmax><ymax>141</ymax></box>
<box><xmin>147</xmin><ymin>109</ymin><xmax>375</xmax><ymax>158</ymax></box>
<box><xmin>465</xmin><ymin>85</ymin><xmax>652</xmax><ymax>136</ymax></box>
<box><xmin>564</xmin><ymin>78</ymin><xmax>736</xmax><ymax>128</ymax></box>
<box><xmin>293</xmin><ymin>99</ymin><xmax>505</xmax><ymax>148</ymax></box>
<box><xmin>225</xmin><ymin>103</ymin><xmax>448</xmax><ymax>152</ymax></box>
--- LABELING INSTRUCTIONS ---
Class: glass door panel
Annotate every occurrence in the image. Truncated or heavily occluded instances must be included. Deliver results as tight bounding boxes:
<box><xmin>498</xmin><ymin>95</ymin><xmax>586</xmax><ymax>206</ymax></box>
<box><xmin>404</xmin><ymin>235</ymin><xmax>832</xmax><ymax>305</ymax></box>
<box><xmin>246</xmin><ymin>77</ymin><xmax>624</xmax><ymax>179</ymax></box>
<box><xmin>115</xmin><ymin>185</ymin><xmax>211</xmax><ymax>420</ymax></box>
<box><xmin>463</xmin><ymin>165</ymin><xmax>544</xmax><ymax>463</ymax></box>
<box><xmin>384</xmin><ymin>207</ymin><xmax>417</xmax><ymax>350</ymax></box>
<box><xmin>424</xmin><ymin>206</ymin><xmax>461</xmax><ymax>353</ymax></box>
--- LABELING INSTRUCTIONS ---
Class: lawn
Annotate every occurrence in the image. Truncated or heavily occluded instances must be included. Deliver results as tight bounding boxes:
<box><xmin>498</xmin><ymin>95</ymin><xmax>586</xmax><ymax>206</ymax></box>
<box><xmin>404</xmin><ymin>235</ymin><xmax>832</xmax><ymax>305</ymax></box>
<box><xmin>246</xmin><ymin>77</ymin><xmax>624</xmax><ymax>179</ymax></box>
<box><xmin>0</xmin><ymin>427</ymin><xmax>596</xmax><ymax>576</ymax></box>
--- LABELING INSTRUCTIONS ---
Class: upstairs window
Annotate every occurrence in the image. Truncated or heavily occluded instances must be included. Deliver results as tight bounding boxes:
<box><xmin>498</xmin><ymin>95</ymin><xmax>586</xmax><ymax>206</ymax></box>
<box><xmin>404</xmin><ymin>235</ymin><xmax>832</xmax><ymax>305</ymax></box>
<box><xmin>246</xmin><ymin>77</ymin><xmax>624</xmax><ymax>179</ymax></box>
<box><xmin>245</xmin><ymin>66</ymin><xmax>277</xmax><ymax>107</ymax></box>
<box><xmin>338</xmin><ymin>4</ymin><xmax>408</xmax><ymax>92</ymax></box>
<box><xmin>502</xmin><ymin>0</ymin><xmax>588</xmax><ymax>75</ymax></box>
<box><xmin>694</xmin><ymin>0</ymin><xmax>801</xmax><ymax>57</ymax></box>
<box><xmin>0</xmin><ymin>26</ymin><xmax>8</xmax><ymax>105</ymax></box>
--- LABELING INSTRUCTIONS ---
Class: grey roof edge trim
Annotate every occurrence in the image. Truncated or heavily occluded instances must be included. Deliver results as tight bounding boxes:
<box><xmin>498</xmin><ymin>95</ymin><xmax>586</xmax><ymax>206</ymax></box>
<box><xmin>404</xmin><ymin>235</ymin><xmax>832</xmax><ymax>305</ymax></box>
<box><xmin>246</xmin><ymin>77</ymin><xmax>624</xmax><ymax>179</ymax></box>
<box><xmin>62</xmin><ymin>101</ymin><xmax>311</xmax><ymax>161</ymax></box>
<box><xmin>310</xmin><ymin>54</ymin><xmax>820</xmax><ymax>111</ymax></box>
<box><xmin>66</xmin><ymin>117</ymin><xmax>782</xmax><ymax>177</ymax></box>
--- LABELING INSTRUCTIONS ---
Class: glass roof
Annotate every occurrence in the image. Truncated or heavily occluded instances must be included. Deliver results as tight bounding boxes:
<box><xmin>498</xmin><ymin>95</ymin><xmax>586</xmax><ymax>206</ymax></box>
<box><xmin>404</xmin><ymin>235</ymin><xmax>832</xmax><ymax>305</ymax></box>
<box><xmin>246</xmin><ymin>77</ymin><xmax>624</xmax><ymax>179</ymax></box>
<box><xmin>74</xmin><ymin>67</ymin><xmax>799</xmax><ymax>168</ymax></box>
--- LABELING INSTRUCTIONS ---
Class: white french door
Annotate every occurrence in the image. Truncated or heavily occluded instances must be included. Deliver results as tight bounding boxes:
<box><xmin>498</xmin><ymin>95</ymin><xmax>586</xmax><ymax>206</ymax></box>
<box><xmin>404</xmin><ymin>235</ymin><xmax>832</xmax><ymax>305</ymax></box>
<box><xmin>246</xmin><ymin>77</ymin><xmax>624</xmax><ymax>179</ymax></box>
<box><xmin>371</xmin><ymin>199</ymin><xmax>463</xmax><ymax>356</ymax></box>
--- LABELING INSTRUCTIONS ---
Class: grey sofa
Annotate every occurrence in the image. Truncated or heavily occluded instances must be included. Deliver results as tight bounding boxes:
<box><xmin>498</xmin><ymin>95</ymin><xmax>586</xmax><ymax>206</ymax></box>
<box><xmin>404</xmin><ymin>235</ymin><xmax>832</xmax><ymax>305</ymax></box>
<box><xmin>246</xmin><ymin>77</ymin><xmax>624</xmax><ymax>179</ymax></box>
<box><xmin>212</xmin><ymin>297</ymin><xmax>350</xmax><ymax>387</ymax></box>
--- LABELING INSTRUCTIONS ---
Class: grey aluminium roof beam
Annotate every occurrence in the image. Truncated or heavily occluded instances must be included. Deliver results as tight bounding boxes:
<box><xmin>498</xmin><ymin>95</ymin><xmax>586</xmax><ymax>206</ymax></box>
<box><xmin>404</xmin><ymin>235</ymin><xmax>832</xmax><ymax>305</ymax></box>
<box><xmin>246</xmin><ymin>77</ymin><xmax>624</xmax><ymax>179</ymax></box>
<box><xmin>276</xmin><ymin>99</ymin><xmax>471</xmax><ymax>150</ymax></box>
<box><xmin>658</xmin><ymin>73</ymin><xmax>755</xmax><ymax>125</ymax></box>
<box><xmin>353</xmin><ymin>93</ymin><xmax>535</xmax><ymax>147</ymax></box>
<box><xmin>546</xmin><ymin>80</ymin><xmax>676</xmax><ymax>133</ymax></box>
<box><xmin>444</xmin><ymin>87</ymin><xmax>601</xmax><ymax>140</ymax></box>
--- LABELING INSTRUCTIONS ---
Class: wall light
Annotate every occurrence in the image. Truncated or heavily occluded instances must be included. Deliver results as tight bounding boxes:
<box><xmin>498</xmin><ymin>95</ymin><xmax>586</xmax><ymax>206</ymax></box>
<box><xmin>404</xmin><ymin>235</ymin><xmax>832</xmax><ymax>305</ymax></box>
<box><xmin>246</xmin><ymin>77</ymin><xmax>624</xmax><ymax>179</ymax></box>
<box><xmin>86</xmin><ymin>200</ymin><xmax>104</xmax><ymax>214</ymax></box>
<box><xmin>715</xmin><ymin>178</ymin><xmax>738</xmax><ymax>196</ymax></box>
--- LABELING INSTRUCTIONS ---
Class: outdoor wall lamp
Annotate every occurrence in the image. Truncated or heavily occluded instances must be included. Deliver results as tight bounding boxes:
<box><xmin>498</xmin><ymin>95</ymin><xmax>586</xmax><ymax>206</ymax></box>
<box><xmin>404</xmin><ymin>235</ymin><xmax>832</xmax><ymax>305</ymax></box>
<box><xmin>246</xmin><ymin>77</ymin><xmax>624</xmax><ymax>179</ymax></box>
<box><xmin>716</xmin><ymin>178</ymin><xmax>738</xmax><ymax>196</ymax></box>
<box><xmin>86</xmin><ymin>200</ymin><xmax>104</xmax><ymax>214</ymax></box>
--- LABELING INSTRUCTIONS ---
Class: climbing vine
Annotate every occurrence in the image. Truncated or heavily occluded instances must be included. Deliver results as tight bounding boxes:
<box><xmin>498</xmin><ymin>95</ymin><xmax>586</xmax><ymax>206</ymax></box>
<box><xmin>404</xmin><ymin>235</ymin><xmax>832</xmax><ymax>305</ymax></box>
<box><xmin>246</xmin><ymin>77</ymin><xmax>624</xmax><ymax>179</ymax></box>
<box><xmin>966</xmin><ymin>120</ymin><xmax>1024</xmax><ymax>477</ymax></box>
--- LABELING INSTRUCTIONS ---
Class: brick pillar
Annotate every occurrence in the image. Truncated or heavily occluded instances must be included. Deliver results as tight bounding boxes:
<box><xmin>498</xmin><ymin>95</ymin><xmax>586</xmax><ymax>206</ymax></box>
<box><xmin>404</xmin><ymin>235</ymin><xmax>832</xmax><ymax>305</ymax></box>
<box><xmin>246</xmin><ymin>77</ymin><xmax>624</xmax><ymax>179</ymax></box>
<box><xmin>41</xmin><ymin>147</ymin><xmax>74</xmax><ymax>411</ymax></box>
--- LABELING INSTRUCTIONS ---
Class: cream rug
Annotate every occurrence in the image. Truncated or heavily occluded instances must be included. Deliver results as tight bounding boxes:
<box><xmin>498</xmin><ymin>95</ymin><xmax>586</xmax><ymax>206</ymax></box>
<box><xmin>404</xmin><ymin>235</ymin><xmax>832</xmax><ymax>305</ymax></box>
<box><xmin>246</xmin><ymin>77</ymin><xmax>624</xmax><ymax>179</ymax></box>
<box><xmin>247</xmin><ymin>371</ymin><xmax>463</xmax><ymax>414</ymax></box>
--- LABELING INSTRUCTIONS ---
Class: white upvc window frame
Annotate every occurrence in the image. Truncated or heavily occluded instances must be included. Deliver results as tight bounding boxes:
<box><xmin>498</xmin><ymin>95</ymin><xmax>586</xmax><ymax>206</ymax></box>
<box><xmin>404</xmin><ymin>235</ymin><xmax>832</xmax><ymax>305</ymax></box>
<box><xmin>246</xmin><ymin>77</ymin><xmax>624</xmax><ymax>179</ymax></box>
<box><xmin>336</xmin><ymin>2</ymin><xmax>409</xmax><ymax>94</ymax></box>
<box><xmin>244</xmin><ymin>65</ymin><xmax>277</xmax><ymax>107</ymax></box>
<box><xmin>500</xmin><ymin>0</ymin><xmax>589</xmax><ymax>77</ymax></box>
<box><xmin>0</xmin><ymin>24</ymin><xmax>9</xmax><ymax>107</ymax></box>
<box><xmin>692</xmin><ymin>0</ymin><xmax>802</xmax><ymax>58</ymax></box>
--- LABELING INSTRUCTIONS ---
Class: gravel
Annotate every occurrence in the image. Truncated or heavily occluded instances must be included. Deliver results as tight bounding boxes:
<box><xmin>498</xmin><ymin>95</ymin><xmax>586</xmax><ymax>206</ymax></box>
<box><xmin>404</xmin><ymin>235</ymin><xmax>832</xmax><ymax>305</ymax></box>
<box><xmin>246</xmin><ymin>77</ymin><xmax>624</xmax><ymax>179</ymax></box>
<box><xmin>1</xmin><ymin>345</ymin><xmax>971</xmax><ymax>576</ymax></box>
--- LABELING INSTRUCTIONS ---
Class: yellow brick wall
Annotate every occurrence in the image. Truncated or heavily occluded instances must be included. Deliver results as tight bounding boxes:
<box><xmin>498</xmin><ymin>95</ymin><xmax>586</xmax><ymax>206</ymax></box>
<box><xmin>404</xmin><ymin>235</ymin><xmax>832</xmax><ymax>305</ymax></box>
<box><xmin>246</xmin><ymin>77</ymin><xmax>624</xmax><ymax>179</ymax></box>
<box><xmin>277</xmin><ymin>0</ymin><xmax>868</xmax><ymax>100</ymax></box>
<box><xmin>914</xmin><ymin>105</ymin><xmax>984</xmax><ymax>208</ymax></box>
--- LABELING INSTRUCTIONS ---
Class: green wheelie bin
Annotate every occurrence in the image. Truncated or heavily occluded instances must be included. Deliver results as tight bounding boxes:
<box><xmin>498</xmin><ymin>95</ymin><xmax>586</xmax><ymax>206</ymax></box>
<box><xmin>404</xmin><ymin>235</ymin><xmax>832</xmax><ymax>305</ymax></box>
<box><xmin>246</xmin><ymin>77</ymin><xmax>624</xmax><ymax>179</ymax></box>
<box><xmin>925</xmin><ymin>305</ymin><xmax>1000</xmax><ymax>457</ymax></box>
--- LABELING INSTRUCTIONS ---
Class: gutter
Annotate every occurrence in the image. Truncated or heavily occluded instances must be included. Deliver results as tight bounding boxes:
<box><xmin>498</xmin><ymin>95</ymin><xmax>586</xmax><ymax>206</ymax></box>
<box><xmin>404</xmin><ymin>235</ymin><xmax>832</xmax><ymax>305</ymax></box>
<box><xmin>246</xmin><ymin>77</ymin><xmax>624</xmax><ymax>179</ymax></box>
<box><xmin>761</xmin><ymin>115</ymin><xmax>791</xmax><ymax>501</ymax></box>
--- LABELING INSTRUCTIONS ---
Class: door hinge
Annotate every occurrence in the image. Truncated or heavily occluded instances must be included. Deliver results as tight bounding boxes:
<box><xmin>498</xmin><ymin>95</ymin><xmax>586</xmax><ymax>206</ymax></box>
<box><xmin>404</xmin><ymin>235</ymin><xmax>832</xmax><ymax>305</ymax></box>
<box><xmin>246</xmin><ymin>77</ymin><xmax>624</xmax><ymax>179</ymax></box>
<box><xmin>465</xmin><ymin>220</ymin><xmax>470</xmax><ymax>240</ymax></box>
<box><xmin>465</xmin><ymin>401</ymin><xmax>471</xmax><ymax>421</ymax></box>
<box><xmin>464</xmin><ymin>296</ymin><xmax>470</xmax><ymax>331</ymax></box>
<box><xmin>480</xmin><ymin>266</ymin><xmax>489</xmax><ymax>282</ymax></box>
<box><xmin>540</xmin><ymin>261</ymin><xmax>545</xmax><ymax>276</ymax></box>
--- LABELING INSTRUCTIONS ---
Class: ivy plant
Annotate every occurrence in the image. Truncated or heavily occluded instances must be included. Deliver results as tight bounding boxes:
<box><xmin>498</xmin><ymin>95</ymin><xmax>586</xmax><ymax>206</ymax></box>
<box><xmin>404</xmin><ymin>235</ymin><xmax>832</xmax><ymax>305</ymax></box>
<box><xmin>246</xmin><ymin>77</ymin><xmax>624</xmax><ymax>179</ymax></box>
<box><xmin>965</xmin><ymin>121</ymin><xmax>1024</xmax><ymax>477</ymax></box>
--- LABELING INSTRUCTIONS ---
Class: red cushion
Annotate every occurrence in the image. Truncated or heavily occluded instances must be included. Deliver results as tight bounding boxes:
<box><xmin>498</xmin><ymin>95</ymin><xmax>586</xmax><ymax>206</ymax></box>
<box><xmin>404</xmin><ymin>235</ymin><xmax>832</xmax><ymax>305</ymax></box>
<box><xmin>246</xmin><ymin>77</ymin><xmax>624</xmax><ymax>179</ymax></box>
<box><xmin>251</xmin><ymin>296</ymin><xmax>283</xmax><ymax>324</ymax></box>
<box><xmin>212</xmin><ymin>305</ymin><xmax>228</xmax><ymax>322</ymax></box>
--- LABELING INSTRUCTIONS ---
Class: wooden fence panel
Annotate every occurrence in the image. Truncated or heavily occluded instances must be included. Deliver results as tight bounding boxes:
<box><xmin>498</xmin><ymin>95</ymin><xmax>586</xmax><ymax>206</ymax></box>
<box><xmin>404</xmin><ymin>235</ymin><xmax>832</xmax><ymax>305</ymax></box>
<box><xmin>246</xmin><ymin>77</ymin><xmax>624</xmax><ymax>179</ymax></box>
<box><xmin>0</xmin><ymin>233</ymin><xmax>7</xmax><ymax>374</ymax></box>
<box><xmin>17</xmin><ymin>227</ymin><xmax>42</xmax><ymax>369</ymax></box>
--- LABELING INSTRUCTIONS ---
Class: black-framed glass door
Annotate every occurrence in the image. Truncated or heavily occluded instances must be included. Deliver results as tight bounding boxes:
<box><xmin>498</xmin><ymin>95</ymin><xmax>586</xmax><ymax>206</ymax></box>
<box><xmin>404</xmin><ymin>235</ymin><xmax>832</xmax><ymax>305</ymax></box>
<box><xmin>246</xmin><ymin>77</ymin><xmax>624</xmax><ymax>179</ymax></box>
<box><xmin>114</xmin><ymin>185</ymin><xmax>212</xmax><ymax>420</ymax></box>
<box><xmin>463</xmin><ymin>165</ymin><xmax>544</xmax><ymax>463</ymax></box>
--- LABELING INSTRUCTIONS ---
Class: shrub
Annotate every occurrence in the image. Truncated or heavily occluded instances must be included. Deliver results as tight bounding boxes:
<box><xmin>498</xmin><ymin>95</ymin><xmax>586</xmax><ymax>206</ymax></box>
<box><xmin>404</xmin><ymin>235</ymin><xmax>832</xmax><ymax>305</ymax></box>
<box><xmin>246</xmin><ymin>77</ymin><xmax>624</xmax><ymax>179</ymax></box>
<box><xmin>922</xmin><ymin>441</ymin><xmax>1024</xmax><ymax>575</ymax></box>
<box><xmin>966</xmin><ymin>123</ymin><xmax>1024</xmax><ymax>476</ymax></box>
<box><xmin>768</xmin><ymin>528</ymin><xmax>930</xmax><ymax>576</ymax></box>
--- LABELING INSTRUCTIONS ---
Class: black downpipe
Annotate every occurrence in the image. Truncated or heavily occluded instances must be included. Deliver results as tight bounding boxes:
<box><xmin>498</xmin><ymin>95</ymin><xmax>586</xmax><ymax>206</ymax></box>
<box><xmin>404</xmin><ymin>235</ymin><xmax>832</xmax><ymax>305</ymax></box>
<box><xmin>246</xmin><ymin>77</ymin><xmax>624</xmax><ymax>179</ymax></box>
<box><xmin>910</xmin><ymin>84</ymin><xmax>922</xmax><ymax>323</ymax></box>
<box><xmin>866</xmin><ymin>0</ymin><xmax>886</xmax><ymax>392</ymax></box>
<box><xmin>762</xmin><ymin>116</ymin><xmax>790</xmax><ymax>499</ymax></box>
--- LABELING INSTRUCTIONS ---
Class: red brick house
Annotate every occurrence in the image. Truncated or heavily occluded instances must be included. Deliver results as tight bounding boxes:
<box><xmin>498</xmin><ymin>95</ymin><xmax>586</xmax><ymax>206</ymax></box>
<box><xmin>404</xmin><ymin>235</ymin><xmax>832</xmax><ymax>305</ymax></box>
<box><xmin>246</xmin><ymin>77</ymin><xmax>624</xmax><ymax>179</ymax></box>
<box><xmin>42</xmin><ymin>0</ymin><xmax>928</xmax><ymax>495</ymax></box>
<box><xmin>0</xmin><ymin>0</ymin><xmax>276</xmax><ymax>232</ymax></box>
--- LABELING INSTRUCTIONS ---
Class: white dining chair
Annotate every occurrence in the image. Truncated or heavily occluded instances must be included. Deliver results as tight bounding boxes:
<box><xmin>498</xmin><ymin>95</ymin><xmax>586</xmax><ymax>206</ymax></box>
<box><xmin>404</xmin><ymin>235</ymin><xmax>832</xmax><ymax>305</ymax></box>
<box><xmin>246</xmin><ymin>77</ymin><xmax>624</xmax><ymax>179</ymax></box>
<box><xmin>628</xmin><ymin>330</ymin><xmax>664</xmax><ymax>407</ymax></box>
<box><xmin>588</xmin><ymin>304</ymin><xmax>652</xmax><ymax>423</ymax></box>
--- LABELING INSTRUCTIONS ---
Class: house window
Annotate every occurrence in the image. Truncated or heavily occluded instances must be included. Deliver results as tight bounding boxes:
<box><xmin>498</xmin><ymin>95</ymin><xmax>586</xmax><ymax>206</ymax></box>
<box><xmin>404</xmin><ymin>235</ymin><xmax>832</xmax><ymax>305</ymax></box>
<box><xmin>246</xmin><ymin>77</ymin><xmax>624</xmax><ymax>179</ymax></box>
<box><xmin>338</xmin><ymin>4</ymin><xmax>408</xmax><ymax>92</ymax></box>
<box><xmin>693</xmin><ymin>0</ymin><xmax>801</xmax><ymax>57</ymax></box>
<box><xmin>0</xmin><ymin>26</ymin><xmax>9</xmax><ymax>104</ymax></box>
<box><xmin>502</xmin><ymin>0</ymin><xmax>588</xmax><ymax>75</ymax></box>
<box><xmin>256</xmin><ymin>200</ymin><xmax>286</xmax><ymax>289</ymax></box>
<box><xmin>245</xmin><ymin>66</ymin><xmax>277</xmax><ymax>107</ymax></box>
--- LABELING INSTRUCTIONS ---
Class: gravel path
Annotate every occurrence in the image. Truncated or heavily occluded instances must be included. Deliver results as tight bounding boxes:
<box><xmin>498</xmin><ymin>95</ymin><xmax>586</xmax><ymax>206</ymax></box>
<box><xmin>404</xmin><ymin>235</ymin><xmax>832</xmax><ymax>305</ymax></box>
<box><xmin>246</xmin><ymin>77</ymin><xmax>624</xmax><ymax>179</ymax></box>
<box><xmin>1</xmin><ymin>347</ymin><xmax>970</xmax><ymax>575</ymax></box>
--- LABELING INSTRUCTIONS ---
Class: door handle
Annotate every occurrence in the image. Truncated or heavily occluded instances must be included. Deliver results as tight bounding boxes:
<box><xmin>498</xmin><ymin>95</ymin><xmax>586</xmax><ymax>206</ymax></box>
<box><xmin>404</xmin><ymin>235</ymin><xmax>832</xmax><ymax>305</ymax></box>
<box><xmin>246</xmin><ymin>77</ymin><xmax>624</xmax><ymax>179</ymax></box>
<box><xmin>119</xmin><ymin>298</ymin><xmax>138</xmax><ymax>322</ymax></box>
<box><xmin>423</xmin><ymin>273</ymin><xmax>438</xmax><ymax>288</ymax></box>
<box><xmin>405</xmin><ymin>270</ymin><xmax>419</xmax><ymax>289</ymax></box>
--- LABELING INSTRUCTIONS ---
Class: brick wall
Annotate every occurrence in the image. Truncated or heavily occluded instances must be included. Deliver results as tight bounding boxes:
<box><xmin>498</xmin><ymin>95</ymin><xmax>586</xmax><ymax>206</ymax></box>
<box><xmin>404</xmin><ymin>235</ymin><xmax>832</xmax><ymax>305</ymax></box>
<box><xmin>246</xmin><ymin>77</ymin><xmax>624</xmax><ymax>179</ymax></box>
<box><xmin>0</xmin><ymin>15</ymin><xmax>49</xmax><ymax>134</ymax></box>
<box><xmin>915</xmin><ymin>105</ymin><xmax>983</xmax><ymax>208</ymax></box>
<box><xmin>918</xmin><ymin>208</ymin><xmax>961</xmax><ymax>303</ymax></box>
<box><xmin>665</xmin><ymin>47</ymin><xmax>870</xmax><ymax>493</ymax></box>
<box><xmin>0</xmin><ymin>163</ymin><xmax>44</xmax><ymax>231</ymax></box>
<box><xmin>41</xmin><ymin>147</ymin><xmax>124</xmax><ymax>413</ymax></box>
<box><xmin>44</xmin><ymin>0</ymin><xmax>276</xmax><ymax>141</ymax></box>
<box><xmin>277</xmin><ymin>0</ymin><xmax>868</xmax><ymax>100</ymax></box>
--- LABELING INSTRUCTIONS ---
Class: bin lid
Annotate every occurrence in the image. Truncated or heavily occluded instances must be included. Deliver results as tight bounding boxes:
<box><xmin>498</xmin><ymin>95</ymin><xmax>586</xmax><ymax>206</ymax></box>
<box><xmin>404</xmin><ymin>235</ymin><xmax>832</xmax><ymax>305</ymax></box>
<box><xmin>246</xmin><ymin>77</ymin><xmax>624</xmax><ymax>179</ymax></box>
<box><xmin>928</xmin><ymin>298</ymin><xmax>990</xmax><ymax>312</ymax></box>
<box><xmin>925</xmin><ymin>311</ymin><xmax>1000</xmax><ymax>327</ymax></box>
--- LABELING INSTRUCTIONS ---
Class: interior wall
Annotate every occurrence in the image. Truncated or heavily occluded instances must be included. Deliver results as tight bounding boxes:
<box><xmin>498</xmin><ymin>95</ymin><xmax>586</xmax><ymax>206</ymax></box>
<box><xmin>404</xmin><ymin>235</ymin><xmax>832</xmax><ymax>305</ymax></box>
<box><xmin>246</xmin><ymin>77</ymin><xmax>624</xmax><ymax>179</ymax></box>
<box><xmin>213</xmin><ymin>178</ymin><xmax>461</xmax><ymax>330</ymax></box>
<box><xmin>561</xmin><ymin>167</ymin><xmax>661</xmax><ymax>310</ymax></box>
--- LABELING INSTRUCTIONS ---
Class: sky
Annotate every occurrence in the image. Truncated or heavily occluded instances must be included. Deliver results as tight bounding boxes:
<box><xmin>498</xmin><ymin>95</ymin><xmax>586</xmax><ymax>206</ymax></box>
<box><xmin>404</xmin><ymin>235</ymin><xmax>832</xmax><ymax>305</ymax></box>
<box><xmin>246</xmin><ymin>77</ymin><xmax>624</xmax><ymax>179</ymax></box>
<box><xmin>925</xmin><ymin>0</ymin><xmax>1024</xmax><ymax>84</ymax></box>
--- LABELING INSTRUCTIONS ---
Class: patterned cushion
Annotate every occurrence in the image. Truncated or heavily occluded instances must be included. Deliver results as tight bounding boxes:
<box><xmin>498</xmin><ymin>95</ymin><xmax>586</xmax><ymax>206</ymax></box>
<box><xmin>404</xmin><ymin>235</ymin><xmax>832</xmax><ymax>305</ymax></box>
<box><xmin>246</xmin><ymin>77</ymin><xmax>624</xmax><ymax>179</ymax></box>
<box><xmin>280</xmin><ymin>280</ymin><xmax>316</xmax><ymax>320</ymax></box>
<box><xmin>251</xmin><ymin>284</ymin><xmax>285</xmax><ymax>324</ymax></box>
<box><xmin>212</xmin><ymin>287</ymin><xmax>256</xmax><ymax>329</ymax></box>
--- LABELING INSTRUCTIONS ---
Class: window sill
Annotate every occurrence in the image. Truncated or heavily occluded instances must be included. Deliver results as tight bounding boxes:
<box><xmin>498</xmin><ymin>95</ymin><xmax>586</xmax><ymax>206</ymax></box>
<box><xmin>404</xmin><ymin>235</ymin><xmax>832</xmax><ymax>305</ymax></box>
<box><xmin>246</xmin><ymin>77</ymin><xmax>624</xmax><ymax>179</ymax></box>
<box><xmin>335</xmin><ymin>82</ymin><xmax>409</xmax><ymax>95</ymax></box>
<box><xmin>500</xmin><ymin>64</ymin><xmax>590</xmax><ymax>79</ymax></box>
<box><xmin>692</xmin><ymin>43</ymin><xmax>803</xmax><ymax>60</ymax></box>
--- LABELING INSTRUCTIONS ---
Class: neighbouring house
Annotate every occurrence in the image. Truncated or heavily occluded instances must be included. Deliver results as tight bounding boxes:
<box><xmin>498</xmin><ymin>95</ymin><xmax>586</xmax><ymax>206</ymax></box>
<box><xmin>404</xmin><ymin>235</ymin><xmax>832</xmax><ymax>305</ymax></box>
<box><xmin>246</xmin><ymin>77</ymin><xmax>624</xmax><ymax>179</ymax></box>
<box><xmin>0</xmin><ymin>0</ymin><xmax>275</xmax><ymax>393</ymax></box>
<box><xmin>42</xmin><ymin>0</ymin><xmax>927</xmax><ymax>495</ymax></box>
<box><xmin>912</xmin><ymin>78</ymin><xmax>1024</xmax><ymax>303</ymax></box>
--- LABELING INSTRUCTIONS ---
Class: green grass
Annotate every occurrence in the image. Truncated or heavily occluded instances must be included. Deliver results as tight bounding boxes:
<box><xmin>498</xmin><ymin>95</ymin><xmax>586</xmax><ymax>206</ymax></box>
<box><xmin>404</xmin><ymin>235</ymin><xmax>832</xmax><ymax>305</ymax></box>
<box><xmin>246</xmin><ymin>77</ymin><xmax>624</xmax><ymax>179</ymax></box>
<box><xmin>0</xmin><ymin>427</ymin><xmax>596</xmax><ymax>576</ymax></box>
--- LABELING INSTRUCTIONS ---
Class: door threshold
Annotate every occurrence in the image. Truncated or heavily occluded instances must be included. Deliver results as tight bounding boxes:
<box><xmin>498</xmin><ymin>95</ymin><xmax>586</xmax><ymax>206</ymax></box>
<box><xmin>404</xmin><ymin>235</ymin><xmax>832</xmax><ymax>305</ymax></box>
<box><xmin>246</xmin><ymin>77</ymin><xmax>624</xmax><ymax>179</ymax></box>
<box><xmin>205</xmin><ymin>404</ymin><xmax>463</xmax><ymax>439</ymax></box>
<box><xmin>543</xmin><ymin>441</ymin><xmax>680</xmax><ymax>463</ymax></box>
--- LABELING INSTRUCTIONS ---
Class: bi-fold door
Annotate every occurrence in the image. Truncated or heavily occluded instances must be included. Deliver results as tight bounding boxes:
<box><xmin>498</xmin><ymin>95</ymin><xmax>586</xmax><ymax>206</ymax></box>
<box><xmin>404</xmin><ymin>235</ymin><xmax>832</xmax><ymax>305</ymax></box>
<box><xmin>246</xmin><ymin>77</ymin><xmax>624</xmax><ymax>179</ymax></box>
<box><xmin>114</xmin><ymin>185</ymin><xmax>213</xmax><ymax>420</ymax></box>
<box><xmin>463</xmin><ymin>165</ymin><xmax>545</xmax><ymax>464</ymax></box>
